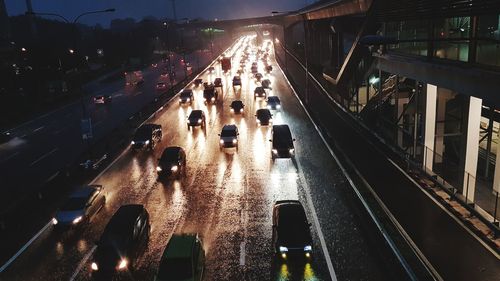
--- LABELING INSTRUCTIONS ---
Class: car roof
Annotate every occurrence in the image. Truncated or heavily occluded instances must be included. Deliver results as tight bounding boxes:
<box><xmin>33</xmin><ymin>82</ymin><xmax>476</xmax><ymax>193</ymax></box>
<box><xmin>222</xmin><ymin>124</ymin><xmax>237</xmax><ymax>131</ymax></box>
<box><xmin>181</xmin><ymin>89</ymin><xmax>193</xmax><ymax>93</ymax></box>
<box><xmin>103</xmin><ymin>204</ymin><xmax>144</xmax><ymax>234</ymax></box>
<box><xmin>275</xmin><ymin>201</ymin><xmax>307</xmax><ymax>222</ymax></box>
<box><xmin>273</xmin><ymin>124</ymin><xmax>291</xmax><ymax>134</ymax></box>
<box><xmin>268</xmin><ymin>96</ymin><xmax>280</xmax><ymax>101</ymax></box>
<box><xmin>231</xmin><ymin>100</ymin><xmax>243</xmax><ymax>105</ymax></box>
<box><xmin>69</xmin><ymin>186</ymin><xmax>97</xmax><ymax>199</ymax></box>
<box><xmin>162</xmin><ymin>234</ymin><xmax>197</xmax><ymax>259</ymax></box>
<box><xmin>256</xmin><ymin>108</ymin><xmax>271</xmax><ymax>114</ymax></box>
<box><xmin>189</xmin><ymin>110</ymin><xmax>203</xmax><ymax>116</ymax></box>
<box><xmin>162</xmin><ymin>146</ymin><xmax>182</xmax><ymax>157</ymax></box>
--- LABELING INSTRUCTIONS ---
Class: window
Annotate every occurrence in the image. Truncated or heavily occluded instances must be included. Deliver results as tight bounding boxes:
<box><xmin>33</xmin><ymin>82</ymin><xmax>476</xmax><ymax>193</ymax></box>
<box><xmin>433</xmin><ymin>17</ymin><xmax>470</xmax><ymax>62</ymax></box>
<box><xmin>476</xmin><ymin>14</ymin><xmax>500</xmax><ymax>66</ymax></box>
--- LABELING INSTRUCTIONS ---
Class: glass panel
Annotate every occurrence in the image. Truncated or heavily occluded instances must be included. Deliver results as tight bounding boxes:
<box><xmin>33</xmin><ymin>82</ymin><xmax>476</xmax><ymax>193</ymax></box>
<box><xmin>476</xmin><ymin>14</ymin><xmax>500</xmax><ymax>67</ymax></box>
<box><xmin>385</xmin><ymin>20</ymin><xmax>429</xmax><ymax>56</ymax></box>
<box><xmin>433</xmin><ymin>17</ymin><xmax>470</xmax><ymax>62</ymax></box>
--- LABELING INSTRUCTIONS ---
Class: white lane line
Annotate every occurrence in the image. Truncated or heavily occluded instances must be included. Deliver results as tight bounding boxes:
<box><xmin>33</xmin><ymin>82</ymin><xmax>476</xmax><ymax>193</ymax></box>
<box><xmin>239</xmin><ymin>242</ymin><xmax>246</xmax><ymax>266</ymax></box>
<box><xmin>30</xmin><ymin>148</ymin><xmax>58</xmax><ymax>167</ymax></box>
<box><xmin>68</xmin><ymin>245</ymin><xmax>97</xmax><ymax>281</ymax></box>
<box><xmin>45</xmin><ymin>171</ymin><xmax>60</xmax><ymax>183</ymax></box>
<box><xmin>0</xmin><ymin>220</ymin><xmax>53</xmax><ymax>273</ymax></box>
<box><xmin>0</xmin><ymin>152</ymin><xmax>19</xmax><ymax>164</ymax></box>
<box><xmin>33</xmin><ymin>126</ymin><xmax>44</xmax><ymax>133</ymax></box>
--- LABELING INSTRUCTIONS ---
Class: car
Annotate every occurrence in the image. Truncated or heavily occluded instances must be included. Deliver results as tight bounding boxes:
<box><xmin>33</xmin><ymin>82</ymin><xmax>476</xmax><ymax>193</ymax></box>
<box><xmin>94</xmin><ymin>95</ymin><xmax>112</xmax><ymax>104</ymax></box>
<box><xmin>214</xmin><ymin>77</ymin><xmax>223</xmax><ymax>87</ymax></box>
<box><xmin>232</xmin><ymin>76</ymin><xmax>242</xmax><ymax>87</ymax></box>
<box><xmin>265</xmin><ymin>65</ymin><xmax>273</xmax><ymax>73</ymax></box>
<box><xmin>53</xmin><ymin>185</ymin><xmax>105</xmax><ymax>228</ymax></box>
<box><xmin>151</xmin><ymin>63</ymin><xmax>158</xmax><ymax>68</ymax></box>
<box><xmin>203</xmin><ymin>87</ymin><xmax>218</xmax><ymax>104</ymax></box>
<box><xmin>250</xmin><ymin>65</ymin><xmax>258</xmax><ymax>74</ymax></box>
<box><xmin>91</xmin><ymin>205</ymin><xmax>150</xmax><ymax>278</ymax></box>
<box><xmin>254</xmin><ymin>86</ymin><xmax>267</xmax><ymax>99</ymax></box>
<box><xmin>179</xmin><ymin>89</ymin><xmax>194</xmax><ymax>105</ymax></box>
<box><xmin>230</xmin><ymin>100</ymin><xmax>244</xmax><ymax>114</ymax></box>
<box><xmin>254</xmin><ymin>73</ymin><xmax>263</xmax><ymax>82</ymax></box>
<box><xmin>157</xmin><ymin>146</ymin><xmax>186</xmax><ymax>179</ymax></box>
<box><xmin>218</xmin><ymin>124</ymin><xmax>239</xmax><ymax>150</ymax></box>
<box><xmin>261</xmin><ymin>79</ymin><xmax>271</xmax><ymax>89</ymax></box>
<box><xmin>156</xmin><ymin>82</ymin><xmax>168</xmax><ymax>91</ymax></box>
<box><xmin>154</xmin><ymin>234</ymin><xmax>205</xmax><ymax>281</ymax></box>
<box><xmin>194</xmin><ymin>78</ymin><xmax>203</xmax><ymax>87</ymax></box>
<box><xmin>272</xmin><ymin>200</ymin><xmax>312</xmax><ymax>260</ymax></box>
<box><xmin>255</xmin><ymin>109</ymin><xmax>273</xmax><ymax>126</ymax></box>
<box><xmin>267</xmin><ymin>96</ymin><xmax>281</xmax><ymax>110</ymax></box>
<box><xmin>131</xmin><ymin>124</ymin><xmax>162</xmax><ymax>150</ymax></box>
<box><xmin>270</xmin><ymin>125</ymin><xmax>295</xmax><ymax>159</ymax></box>
<box><xmin>187</xmin><ymin>110</ymin><xmax>206</xmax><ymax>130</ymax></box>
<box><xmin>208</xmin><ymin>66</ymin><xmax>215</xmax><ymax>73</ymax></box>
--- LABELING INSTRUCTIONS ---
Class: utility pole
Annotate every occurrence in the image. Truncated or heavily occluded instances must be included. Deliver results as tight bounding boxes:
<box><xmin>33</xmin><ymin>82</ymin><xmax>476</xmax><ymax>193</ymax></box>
<box><xmin>169</xmin><ymin>0</ymin><xmax>177</xmax><ymax>22</ymax></box>
<box><xmin>25</xmin><ymin>0</ymin><xmax>37</xmax><ymax>38</ymax></box>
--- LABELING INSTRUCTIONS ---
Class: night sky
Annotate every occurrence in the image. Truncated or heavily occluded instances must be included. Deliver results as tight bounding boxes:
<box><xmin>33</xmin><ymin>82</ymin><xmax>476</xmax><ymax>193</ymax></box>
<box><xmin>5</xmin><ymin>0</ymin><xmax>313</xmax><ymax>27</ymax></box>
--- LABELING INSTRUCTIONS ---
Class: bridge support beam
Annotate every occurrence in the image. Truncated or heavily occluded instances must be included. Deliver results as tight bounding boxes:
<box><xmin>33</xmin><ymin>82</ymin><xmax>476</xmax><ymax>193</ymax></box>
<box><xmin>423</xmin><ymin>84</ymin><xmax>437</xmax><ymax>172</ymax></box>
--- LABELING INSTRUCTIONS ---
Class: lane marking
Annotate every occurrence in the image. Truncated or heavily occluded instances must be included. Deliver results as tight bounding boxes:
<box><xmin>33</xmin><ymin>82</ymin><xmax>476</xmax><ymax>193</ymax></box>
<box><xmin>45</xmin><ymin>171</ymin><xmax>60</xmax><ymax>183</ymax></box>
<box><xmin>68</xmin><ymin>245</ymin><xmax>96</xmax><ymax>281</ymax></box>
<box><xmin>33</xmin><ymin>126</ymin><xmax>44</xmax><ymax>133</ymax></box>
<box><xmin>0</xmin><ymin>220</ymin><xmax>53</xmax><ymax>273</ymax></box>
<box><xmin>239</xmin><ymin>242</ymin><xmax>246</xmax><ymax>266</ymax></box>
<box><xmin>30</xmin><ymin>148</ymin><xmax>58</xmax><ymax>167</ymax></box>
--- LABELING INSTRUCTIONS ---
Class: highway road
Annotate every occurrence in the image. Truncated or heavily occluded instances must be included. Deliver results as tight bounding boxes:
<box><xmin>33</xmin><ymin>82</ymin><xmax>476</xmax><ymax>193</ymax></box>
<box><xmin>0</xmin><ymin>37</ymin><xmax>391</xmax><ymax>281</ymax></box>
<box><xmin>0</xmin><ymin>50</ymin><xmax>214</xmax><ymax>212</ymax></box>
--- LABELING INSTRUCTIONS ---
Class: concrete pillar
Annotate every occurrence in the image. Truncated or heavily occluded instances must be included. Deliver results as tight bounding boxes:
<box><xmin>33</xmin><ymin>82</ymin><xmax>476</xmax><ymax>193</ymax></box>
<box><xmin>423</xmin><ymin>84</ymin><xmax>437</xmax><ymax>172</ymax></box>
<box><xmin>434</xmin><ymin>89</ymin><xmax>454</xmax><ymax>163</ymax></box>
<box><xmin>397</xmin><ymin>95</ymin><xmax>409</xmax><ymax>148</ymax></box>
<box><xmin>462</xmin><ymin>96</ymin><xmax>482</xmax><ymax>203</ymax></box>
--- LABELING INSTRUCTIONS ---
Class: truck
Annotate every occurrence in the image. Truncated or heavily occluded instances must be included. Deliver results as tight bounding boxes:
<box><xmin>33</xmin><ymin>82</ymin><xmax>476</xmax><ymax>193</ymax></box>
<box><xmin>125</xmin><ymin>70</ymin><xmax>144</xmax><ymax>86</ymax></box>
<box><xmin>221</xmin><ymin>57</ymin><xmax>231</xmax><ymax>73</ymax></box>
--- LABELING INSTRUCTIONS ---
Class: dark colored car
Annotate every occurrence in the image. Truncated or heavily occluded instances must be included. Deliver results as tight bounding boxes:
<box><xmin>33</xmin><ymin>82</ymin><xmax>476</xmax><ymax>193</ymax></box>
<box><xmin>156</xmin><ymin>82</ymin><xmax>167</xmax><ymax>91</ymax></box>
<box><xmin>230</xmin><ymin>100</ymin><xmax>245</xmax><ymax>114</ymax></box>
<box><xmin>218</xmin><ymin>124</ymin><xmax>239</xmax><ymax>150</ymax></box>
<box><xmin>131</xmin><ymin>124</ymin><xmax>162</xmax><ymax>150</ymax></box>
<box><xmin>251</xmin><ymin>65</ymin><xmax>258</xmax><ymax>74</ymax></box>
<box><xmin>255</xmin><ymin>109</ymin><xmax>273</xmax><ymax>126</ymax></box>
<box><xmin>265</xmin><ymin>65</ymin><xmax>273</xmax><ymax>73</ymax></box>
<box><xmin>194</xmin><ymin>78</ymin><xmax>203</xmax><ymax>87</ymax></box>
<box><xmin>94</xmin><ymin>95</ymin><xmax>112</xmax><ymax>104</ymax></box>
<box><xmin>267</xmin><ymin>96</ymin><xmax>281</xmax><ymax>110</ymax></box>
<box><xmin>154</xmin><ymin>234</ymin><xmax>205</xmax><ymax>281</ymax></box>
<box><xmin>254</xmin><ymin>73</ymin><xmax>263</xmax><ymax>82</ymax></box>
<box><xmin>208</xmin><ymin>66</ymin><xmax>215</xmax><ymax>73</ymax></box>
<box><xmin>91</xmin><ymin>205</ymin><xmax>150</xmax><ymax>278</ymax></box>
<box><xmin>157</xmin><ymin>146</ymin><xmax>186</xmax><ymax>179</ymax></box>
<box><xmin>53</xmin><ymin>185</ymin><xmax>105</xmax><ymax>229</ymax></box>
<box><xmin>270</xmin><ymin>125</ymin><xmax>295</xmax><ymax>159</ymax></box>
<box><xmin>272</xmin><ymin>200</ymin><xmax>312</xmax><ymax>259</ymax></box>
<box><xmin>0</xmin><ymin>132</ymin><xmax>12</xmax><ymax>144</ymax></box>
<box><xmin>232</xmin><ymin>76</ymin><xmax>242</xmax><ymax>87</ymax></box>
<box><xmin>254</xmin><ymin>86</ymin><xmax>267</xmax><ymax>99</ymax></box>
<box><xmin>179</xmin><ymin>89</ymin><xmax>194</xmax><ymax>105</ymax></box>
<box><xmin>187</xmin><ymin>110</ymin><xmax>206</xmax><ymax>129</ymax></box>
<box><xmin>261</xmin><ymin>79</ymin><xmax>271</xmax><ymax>89</ymax></box>
<box><xmin>203</xmin><ymin>87</ymin><xmax>218</xmax><ymax>104</ymax></box>
<box><xmin>214</xmin><ymin>78</ymin><xmax>223</xmax><ymax>87</ymax></box>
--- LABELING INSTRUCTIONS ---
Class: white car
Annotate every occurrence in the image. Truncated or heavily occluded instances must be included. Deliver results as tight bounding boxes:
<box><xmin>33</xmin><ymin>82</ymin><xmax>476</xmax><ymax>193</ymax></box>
<box><xmin>53</xmin><ymin>185</ymin><xmax>105</xmax><ymax>228</ymax></box>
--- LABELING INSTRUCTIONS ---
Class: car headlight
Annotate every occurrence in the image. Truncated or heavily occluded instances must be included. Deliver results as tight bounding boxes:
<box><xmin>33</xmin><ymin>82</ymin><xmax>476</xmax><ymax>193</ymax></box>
<box><xmin>186</xmin><ymin>98</ymin><xmax>190</xmax><ymax>102</ymax></box>
<box><xmin>289</xmin><ymin>148</ymin><xmax>294</xmax><ymax>154</ymax></box>
<box><xmin>256</xmin><ymin>119</ymin><xmax>260</xmax><ymax>123</ymax></box>
<box><xmin>211</xmin><ymin>97</ymin><xmax>215</xmax><ymax>101</ymax></box>
<box><xmin>230</xmin><ymin>108</ymin><xmax>234</xmax><ymax>112</ymax></box>
<box><xmin>118</xmin><ymin>258</ymin><xmax>128</xmax><ymax>270</ymax></box>
<box><xmin>304</xmin><ymin>245</ymin><xmax>312</xmax><ymax>252</ymax></box>
<box><xmin>220</xmin><ymin>139</ymin><xmax>224</xmax><ymax>144</ymax></box>
<box><xmin>171</xmin><ymin>165</ymin><xmax>178</xmax><ymax>172</ymax></box>
<box><xmin>232</xmin><ymin>139</ymin><xmax>237</xmax><ymax>144</ymax></box>
<box><xmin>131</xmin><ymin>141</ymin><xmax>135</xmax><ymax>145</ymax></box>
<box><xmin>279</xmin><ymin>246</ymin><xmax>288</xmax><ymax>253</ymax></box>
<box><xmin>267</xmin><ymin>105</ymin><xmax>271</xmax><ymax>109</ymax></box>
<box><xmin>145</xmin><ymin>140</ymin><xmax>150</xmax><ymax>145</ymax></box>
<box><xmin>156</xmin><ymin>166</ymin><xmax>162</xmax><ymax>172</ymax></box>
<box><xmin>276</xmin><ymin>104</ymin><xmax>281</xmax><ymax>109</ymax></box>
<box><xmin>272</xmin><ymin>149</ymin><xmax>278</xmax><ymax>154</ymax></box>
<box><xmin>269</xmin><ymin>118</ymin><xmax>273</xmax><ymax>123</ymax></box>
<box><xmin>198</xmin><ymin>119</ymin><xmax>202</xmax><ymax>124</ymax></box>
<box><xmin>72</xmin><ymin>216</ymin><xmax>83</xmax><ymax>225</ymax></box>
<box><xmin>91</xmin><ymin>262</ymin><xmax>98</xmax><ymax>271</ymax></box>
<box><xmin>52</xmin><ymin>218</ymin><xmax>58</xmax><ymax>225</ymax></box>
<box><xmin>239</xmin><ymin>108</ymin><xmax>243</xmax><ymax>112</ymax></box>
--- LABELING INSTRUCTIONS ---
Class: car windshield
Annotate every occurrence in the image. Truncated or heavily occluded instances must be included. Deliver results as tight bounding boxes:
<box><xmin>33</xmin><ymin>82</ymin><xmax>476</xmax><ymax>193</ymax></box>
<box><xmin>257</xmin><ymin>110</ymin><xmax>271</xmax><ymax>119</ymax></box>
<box><xmin>60</xmin><ymin>197</ymin><xmax>87</xmax><ymax>211</ymax></box>
<box><xmin>268</xmin><ymin>97</ymin><xmax>279</xmax><ymax>103</ymax></box>
<box><xmin>189</xmin><ymin>111</ymin><xmax>202</xmax><ymax>118</ymax></box>
<box><xmin>134</xmin><ymin>127</ymin><xmax>151</xmax><ymax>139</ymax></box>
<box><xmin>161</xmin><ymin>149</ymin><xmax>179</xmax><ymax>162</ymax></box>
<box><xmin>221</xmin><ymin>129</ymin><xmax>236</xmax><ymax>137</ymax></box>
<box><xmin>157</xmin><ymin>258</ymin><xmax>193</xmax><ymax>280</ymax></box>
<box><xmin>231</xmin><ymin>101</ymin><xmax>243</xmax><ymax>107</ymax></box>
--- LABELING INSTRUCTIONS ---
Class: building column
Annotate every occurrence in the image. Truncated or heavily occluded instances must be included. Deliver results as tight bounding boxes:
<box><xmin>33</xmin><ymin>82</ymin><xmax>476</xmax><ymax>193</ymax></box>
<box><xmin>462</xmin><ymin>96</ymin><xmax>482</xmax><ymax>203</ymax></box>
<box><xmin>435</xmin><ymin>88</ymin><xmax>454</xmax><ymax>163</ymax></box>
<box><xmin>492</xmin><ymin>130</ymin><xmax>500</xmax><ymax>194</ymax></box>
<box><xmin>423</xmin><ymin>84</ymin><xmax>437</xmax><ymax>172</ymax></box>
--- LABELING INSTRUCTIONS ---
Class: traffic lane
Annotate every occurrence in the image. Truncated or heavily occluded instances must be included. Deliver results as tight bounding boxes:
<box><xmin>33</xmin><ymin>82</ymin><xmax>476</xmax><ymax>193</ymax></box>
<box><xmin>268</xmin><ymin>59</ymin><xmax>390</xmax><ymax>280</ymax></box>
